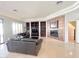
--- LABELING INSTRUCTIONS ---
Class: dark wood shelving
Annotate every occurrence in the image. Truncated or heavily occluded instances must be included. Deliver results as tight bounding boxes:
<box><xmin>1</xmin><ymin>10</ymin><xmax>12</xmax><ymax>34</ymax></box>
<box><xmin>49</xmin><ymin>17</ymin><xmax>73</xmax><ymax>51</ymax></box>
<box><xmin>26</xmin><ymin>22</ymin><xmax>29</xmax><ymax>30</ymax></box>
<box><xmin>40</xmin><ymin>22</ymin><xmax>46</xmax><ymax>37</ymax></box>
<box><xmin>31</xmin><ymin>22</ymin><xmax>39</xmax><ymax>39</ymax></box>
<box><xmin>26</xmin><ymin>21</ymin><xmax>46</xmax><ymax>38</ymax></box>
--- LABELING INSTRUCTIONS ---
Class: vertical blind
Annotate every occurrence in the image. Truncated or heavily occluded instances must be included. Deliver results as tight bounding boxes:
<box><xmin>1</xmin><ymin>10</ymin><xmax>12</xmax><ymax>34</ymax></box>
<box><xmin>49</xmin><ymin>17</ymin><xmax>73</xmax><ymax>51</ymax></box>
<box><xmin>12</xmin><ymin>22</ymin><xmax>23</xmax><ymax>35</ymax></box>
<box><xmin>0</xmin><ymin>19</ymin><xmax>3</xmax><ymax>43</ymax></box>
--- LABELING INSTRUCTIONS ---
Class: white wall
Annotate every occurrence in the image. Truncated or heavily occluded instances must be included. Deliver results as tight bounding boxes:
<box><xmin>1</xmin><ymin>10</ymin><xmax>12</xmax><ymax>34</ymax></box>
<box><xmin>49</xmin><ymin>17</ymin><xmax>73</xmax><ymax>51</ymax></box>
<box><xmin>0</xmin><ymin>16</ymin><xmax>26</xmax><ymax>42</ymax></box>
<box><xmin>3</xmin><ymin>18</ymin><xmax>13</xmax><ymax>42</ymax></box>
<box><xmin>47</xmin><ymin>20</ymin><xmax>51</xmax><ymax>37</ymax></box>
<box><xmin>76</xmin><ymin>20</ymin><xmax>79</xmax><ymax>43</ymax></box>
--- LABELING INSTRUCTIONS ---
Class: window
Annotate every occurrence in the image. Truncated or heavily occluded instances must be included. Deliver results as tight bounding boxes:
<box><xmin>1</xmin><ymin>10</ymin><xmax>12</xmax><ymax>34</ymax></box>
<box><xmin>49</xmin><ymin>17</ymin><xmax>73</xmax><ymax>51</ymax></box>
<box><xmin>12</xmin><ymin>22</ymin><xmax>23</xmax><ymax>35</ymax></box>
<box><xmin>20</xmin><ymin>24</ymin><xmax>23</xmax><ymax>33</ymax></box>
<box><xmin>0</xmin><ymin>20</ymin><xmax>3</xmax><ymax>43</ymax></box>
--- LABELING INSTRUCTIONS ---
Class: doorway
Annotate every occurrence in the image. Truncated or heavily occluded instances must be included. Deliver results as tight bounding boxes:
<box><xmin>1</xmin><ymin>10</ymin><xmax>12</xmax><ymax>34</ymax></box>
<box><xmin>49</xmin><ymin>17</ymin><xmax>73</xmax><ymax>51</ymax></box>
<box><xmin>68</xmin><ymin>21</ymin><xmax>76</xmax><ymax>43</ymax></box>
<box><xmin>0</xmin><ymin>20</ymin><xmax>3</xmax><ymax>43</ymax></box>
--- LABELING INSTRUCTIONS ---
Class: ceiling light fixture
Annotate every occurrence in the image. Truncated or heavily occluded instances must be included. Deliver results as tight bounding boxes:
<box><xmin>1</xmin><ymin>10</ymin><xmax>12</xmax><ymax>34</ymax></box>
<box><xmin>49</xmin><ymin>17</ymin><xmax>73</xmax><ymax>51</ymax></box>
<box><xmin>56</xmin><ymin>1</ymin><xmax>63</xmax><ymax>5</ymax></box>
<box><xmin>13</xmin><ymin>9</ymin><xmax>18</xmax><ymax>12</ymax></box>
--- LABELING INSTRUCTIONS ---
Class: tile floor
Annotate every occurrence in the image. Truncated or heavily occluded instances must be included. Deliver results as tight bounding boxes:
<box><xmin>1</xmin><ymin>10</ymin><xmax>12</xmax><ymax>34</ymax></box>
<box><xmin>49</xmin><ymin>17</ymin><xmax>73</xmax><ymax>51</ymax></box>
<box><xmin>0</xmin><ymin>37</ymin><xmax>79</xmax><ymax>58</ymax></box>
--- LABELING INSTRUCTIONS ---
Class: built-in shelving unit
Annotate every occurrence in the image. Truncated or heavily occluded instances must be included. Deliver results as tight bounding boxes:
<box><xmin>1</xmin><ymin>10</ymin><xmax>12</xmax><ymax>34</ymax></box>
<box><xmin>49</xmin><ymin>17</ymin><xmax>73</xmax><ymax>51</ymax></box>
<box><xmin>26</xmin><ymin>21</ymin><xmax>46</xmax><ymax>39</ymax></box>
<box><xmin>40</xmin><ymin>22</ymin><xmax>46</xmax><ymax>37</ymax></box>
<box><xmin>26</xmin><ymin>22</ymin><xmax>29</xmax><ymax>31</ymax></box>
<box><xmin>31</xmin><ymin>22</ymin><xmax>39</xmax><ymax>39</ymax></box>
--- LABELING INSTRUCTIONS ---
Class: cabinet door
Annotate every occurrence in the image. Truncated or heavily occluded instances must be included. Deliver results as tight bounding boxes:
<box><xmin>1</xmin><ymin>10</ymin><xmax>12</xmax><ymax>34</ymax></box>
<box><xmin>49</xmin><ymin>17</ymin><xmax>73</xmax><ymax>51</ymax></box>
<box><xmin>40</xmin><ymin>22</ymin><xmax>46</xmax><ymax>37</ymax></box>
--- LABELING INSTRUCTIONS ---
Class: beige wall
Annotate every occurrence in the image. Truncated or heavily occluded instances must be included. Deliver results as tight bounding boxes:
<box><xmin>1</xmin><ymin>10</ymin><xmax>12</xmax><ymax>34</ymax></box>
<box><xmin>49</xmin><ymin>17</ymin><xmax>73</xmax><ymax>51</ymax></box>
<box><xmin>58</xmin><ymin>16</ymin><xmax>65</xmax><ymax>41</ymax></box>
<box><xmin>47</xmin><ymin>15</ymin><xmax>65</xmax><ymax>41</ymax></box>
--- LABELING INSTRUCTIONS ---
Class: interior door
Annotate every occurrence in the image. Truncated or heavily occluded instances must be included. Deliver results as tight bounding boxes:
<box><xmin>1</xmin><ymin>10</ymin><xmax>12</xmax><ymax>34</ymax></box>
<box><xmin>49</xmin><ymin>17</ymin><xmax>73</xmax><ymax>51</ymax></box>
<box><xmin>0</xmin><ymin>20</ymin><xmax>3</xmax><ymax>43</ymax></box>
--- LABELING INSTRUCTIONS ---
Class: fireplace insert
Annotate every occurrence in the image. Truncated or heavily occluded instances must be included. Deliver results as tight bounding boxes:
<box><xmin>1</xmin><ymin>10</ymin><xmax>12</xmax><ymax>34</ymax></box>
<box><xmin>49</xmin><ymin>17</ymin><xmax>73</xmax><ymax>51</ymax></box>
<box><xmin>50</xmin><ymin>30</ymin><xmax>58</xmax><ymax>37</ymax></box>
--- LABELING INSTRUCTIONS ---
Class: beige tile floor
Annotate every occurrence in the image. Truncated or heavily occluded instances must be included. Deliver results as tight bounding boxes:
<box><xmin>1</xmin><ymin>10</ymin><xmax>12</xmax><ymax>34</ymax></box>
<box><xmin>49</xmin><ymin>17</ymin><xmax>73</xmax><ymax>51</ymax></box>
<box><xmin>0</xmin><ymin>37</ymin><xmax>79</xmax><ymax>58</ymax></box>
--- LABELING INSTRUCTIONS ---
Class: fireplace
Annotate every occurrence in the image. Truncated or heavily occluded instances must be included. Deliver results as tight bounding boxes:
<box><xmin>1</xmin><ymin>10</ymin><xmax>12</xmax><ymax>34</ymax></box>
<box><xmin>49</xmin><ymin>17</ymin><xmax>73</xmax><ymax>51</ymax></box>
<box><xmin>50</xmin><ymin>30</ymin><xmax>58</xmax><ymax>37</ymax></box>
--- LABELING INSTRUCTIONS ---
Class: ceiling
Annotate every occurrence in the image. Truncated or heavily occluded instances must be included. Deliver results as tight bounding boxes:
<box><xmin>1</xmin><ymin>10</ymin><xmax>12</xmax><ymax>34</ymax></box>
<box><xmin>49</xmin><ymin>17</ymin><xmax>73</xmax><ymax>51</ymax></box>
<box><xmin>0</xmin><ymin>1</ymin><xmax>76</xmax><ymax>20</ymax></box>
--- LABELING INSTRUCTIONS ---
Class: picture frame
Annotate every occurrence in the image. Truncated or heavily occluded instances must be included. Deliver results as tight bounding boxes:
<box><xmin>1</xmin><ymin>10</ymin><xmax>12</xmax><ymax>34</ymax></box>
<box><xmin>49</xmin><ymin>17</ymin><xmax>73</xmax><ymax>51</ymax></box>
<box><xmin>50</xmin><ymin>20</ymin><xmax>58</xmax><ymax>28</ymax></box>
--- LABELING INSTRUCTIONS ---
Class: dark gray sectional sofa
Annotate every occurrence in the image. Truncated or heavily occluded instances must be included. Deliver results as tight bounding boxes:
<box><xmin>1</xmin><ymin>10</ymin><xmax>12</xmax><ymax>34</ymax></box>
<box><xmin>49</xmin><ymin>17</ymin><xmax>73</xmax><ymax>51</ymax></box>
<box><xmin>6</xmin><ymin>38</ymin><xmax>42</xmax><ymax>56</ymax></box>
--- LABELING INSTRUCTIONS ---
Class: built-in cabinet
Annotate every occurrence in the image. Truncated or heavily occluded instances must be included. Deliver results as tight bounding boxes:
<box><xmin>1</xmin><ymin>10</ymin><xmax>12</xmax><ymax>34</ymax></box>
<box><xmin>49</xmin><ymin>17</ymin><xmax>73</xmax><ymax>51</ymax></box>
<box><xmin>26</xmin><ymin>22</ymin><xmax>29</xmax><ymax>31</ymax></box>
<box><xmin>26</xmin><ymin>21</ymin><xmax>46</xmax><ymax>38</ymax></box>
<box><xmin>31</xmin><ymin>22</ymin><xmax>39</xmax><ymax>39</ymax></box>
<box><xmin>40</xmin><ymin>22</ymin><xmax>46</xmax><ymax>37</ymax></box>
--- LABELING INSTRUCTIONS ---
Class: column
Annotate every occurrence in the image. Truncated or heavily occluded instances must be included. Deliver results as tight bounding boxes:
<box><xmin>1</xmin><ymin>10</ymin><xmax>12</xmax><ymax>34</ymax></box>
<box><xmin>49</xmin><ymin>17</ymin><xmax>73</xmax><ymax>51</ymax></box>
<box><xmin>76</xmin><ymin>20</ymin><xmax>79</xmax><ymax>43</ymax></box>
<box><xmin>64</xmin><ymin>19</ymin><xmax>68</xmax><ymax>43</ymax></box>
<box><xmin>46</xmin><ymin>21</ymin><xmax>47</xmax><ymax>38</ymax></box>
<box><xmin>39</xmin><ymin>21</ymin><xmax>40</xmax><ymax>39</ymax></box>
<box><xmin>29</xmin><ymin>22</ymin><xmax>31</xmax><ymax>38</ymax></box>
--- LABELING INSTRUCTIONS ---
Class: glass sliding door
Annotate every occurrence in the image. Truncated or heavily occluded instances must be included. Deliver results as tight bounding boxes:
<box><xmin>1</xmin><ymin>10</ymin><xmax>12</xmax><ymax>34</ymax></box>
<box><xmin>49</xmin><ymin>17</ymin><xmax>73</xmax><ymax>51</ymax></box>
<box><xmin>0</xmin><ymin>20</ymin><xmax>3</xmax><ymax>43</ymax></box>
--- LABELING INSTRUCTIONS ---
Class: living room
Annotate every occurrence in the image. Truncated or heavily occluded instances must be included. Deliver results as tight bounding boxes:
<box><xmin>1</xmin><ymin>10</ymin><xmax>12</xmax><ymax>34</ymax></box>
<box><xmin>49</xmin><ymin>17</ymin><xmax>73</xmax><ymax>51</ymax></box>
<box><xmin>0</xmin><ymin>0</ymin><xmax>79</xmax><ymax>58</ymax></box>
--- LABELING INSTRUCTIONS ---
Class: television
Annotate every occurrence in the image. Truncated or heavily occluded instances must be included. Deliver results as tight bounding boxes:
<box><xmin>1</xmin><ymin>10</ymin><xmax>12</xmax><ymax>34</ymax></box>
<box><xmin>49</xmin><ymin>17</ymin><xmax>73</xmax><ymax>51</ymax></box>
<box><xmin>50</xmin><ymin>30</ymin><xmax>58</xmax><ymax>37</ymax></box>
